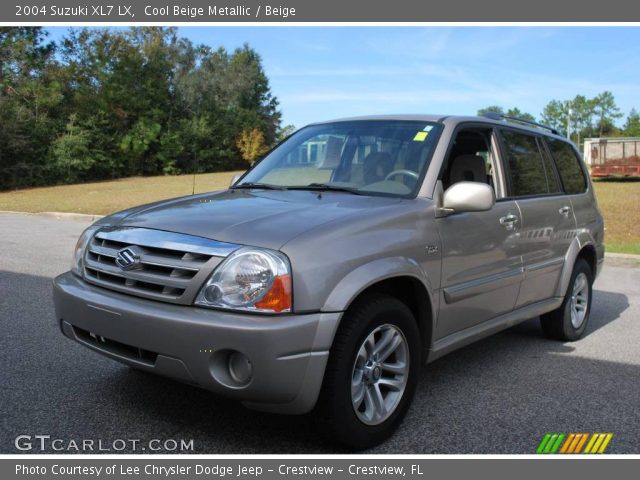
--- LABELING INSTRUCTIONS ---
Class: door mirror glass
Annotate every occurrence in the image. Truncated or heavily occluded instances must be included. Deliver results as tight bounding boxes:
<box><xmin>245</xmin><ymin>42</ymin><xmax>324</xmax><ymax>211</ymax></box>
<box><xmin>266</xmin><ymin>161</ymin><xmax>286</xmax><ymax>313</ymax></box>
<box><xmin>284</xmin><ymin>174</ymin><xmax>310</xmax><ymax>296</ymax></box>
<box><xmin>441</xmin><ymin>181</ymin><xmax>495</xmax><ymax>215</ymax></box>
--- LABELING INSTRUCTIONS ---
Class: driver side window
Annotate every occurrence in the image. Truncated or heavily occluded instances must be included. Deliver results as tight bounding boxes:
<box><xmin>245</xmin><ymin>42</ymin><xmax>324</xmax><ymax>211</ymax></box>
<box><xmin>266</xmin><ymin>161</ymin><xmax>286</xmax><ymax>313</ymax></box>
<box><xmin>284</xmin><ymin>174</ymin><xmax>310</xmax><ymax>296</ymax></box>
<box><xmin>441</xmin><ymin>128</ymin><xmax>498</xmax><ymax>195</ymax></box>
<box><xmin>332</xmin><ymin>127</ymin><xmax>437</xmax><ymax>194</ymax></box>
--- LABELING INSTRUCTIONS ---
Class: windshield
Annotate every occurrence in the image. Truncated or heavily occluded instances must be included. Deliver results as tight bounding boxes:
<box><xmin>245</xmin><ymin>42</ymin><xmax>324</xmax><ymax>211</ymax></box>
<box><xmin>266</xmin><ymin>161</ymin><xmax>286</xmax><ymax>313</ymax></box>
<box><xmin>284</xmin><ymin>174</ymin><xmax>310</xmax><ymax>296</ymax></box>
<box><xmin>236</xmin><ymin>120</ymin><xmax>442</xmax><ymax>197</ymax></box>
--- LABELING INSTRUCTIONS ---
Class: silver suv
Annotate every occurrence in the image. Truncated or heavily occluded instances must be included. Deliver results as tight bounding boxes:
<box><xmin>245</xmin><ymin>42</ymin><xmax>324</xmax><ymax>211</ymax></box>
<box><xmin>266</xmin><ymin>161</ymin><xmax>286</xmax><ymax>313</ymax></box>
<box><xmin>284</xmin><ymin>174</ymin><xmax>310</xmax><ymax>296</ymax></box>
<box><xmin>53</xmin><ymin>114</ymin><xmax>604</xmax><ymax>449</ymax></box>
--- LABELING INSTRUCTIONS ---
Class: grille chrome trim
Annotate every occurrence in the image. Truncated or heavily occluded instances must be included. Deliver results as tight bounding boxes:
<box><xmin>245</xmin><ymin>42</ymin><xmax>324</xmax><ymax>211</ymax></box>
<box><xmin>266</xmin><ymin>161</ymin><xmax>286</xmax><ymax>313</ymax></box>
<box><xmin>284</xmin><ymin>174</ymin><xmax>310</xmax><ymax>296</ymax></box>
<box><xmin>87</xmin><ymin>243</ymin><xmax>201</xmax><ymax>272</ymax></box>
<box><xmin>85</xmin><ymin>257</ymin><xmax>193</xmax><ymax>289</ymax></box>
<box><xmin>95</xmin><ymin>227</ymin><xmax>239</xmax><ymax>257</ymax></box>
<box><xmin>82</xmin><ymin>227</ymin><xmax>238</xmax><ymax>304</ymax></box>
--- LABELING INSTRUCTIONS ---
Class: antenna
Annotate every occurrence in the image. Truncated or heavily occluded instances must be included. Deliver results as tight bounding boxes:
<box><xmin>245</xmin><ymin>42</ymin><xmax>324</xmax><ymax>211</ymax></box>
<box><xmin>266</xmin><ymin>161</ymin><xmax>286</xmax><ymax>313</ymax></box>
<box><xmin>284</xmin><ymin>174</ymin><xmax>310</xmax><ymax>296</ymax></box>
<box><xmin>482</xmin><ymin>111</ymin><xmax>561</xmax><ymax>136</ymax></box>
<box><xmin>192</xmin><ymin>152</ymin><xmax>197</xmax><ymax>195</ymax></box>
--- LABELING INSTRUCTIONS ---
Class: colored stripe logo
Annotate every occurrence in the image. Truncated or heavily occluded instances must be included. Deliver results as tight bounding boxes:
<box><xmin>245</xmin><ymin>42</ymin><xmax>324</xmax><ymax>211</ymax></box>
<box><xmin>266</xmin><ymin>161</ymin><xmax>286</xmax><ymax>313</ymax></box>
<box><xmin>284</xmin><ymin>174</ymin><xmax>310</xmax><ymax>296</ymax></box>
<box><xmin>537</xmin><ymin>433</ymin><xmax>613</xmax><ymax>454</ymax></box>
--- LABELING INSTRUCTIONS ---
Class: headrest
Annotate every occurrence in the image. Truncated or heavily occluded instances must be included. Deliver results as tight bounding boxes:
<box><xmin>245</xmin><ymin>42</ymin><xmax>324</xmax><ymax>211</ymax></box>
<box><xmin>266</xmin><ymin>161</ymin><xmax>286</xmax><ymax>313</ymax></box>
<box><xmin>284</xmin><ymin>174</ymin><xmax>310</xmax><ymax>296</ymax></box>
<box><xmin>449</xmin><ymin>155</ymin><xmax>486</xmax><ymax>184</ymax></box>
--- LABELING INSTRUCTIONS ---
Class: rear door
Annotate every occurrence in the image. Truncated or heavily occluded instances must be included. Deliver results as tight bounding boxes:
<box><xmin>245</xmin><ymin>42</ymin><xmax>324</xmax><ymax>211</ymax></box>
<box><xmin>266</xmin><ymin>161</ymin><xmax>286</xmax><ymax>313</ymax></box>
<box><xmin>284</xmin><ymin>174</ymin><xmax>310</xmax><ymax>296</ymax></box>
<box><xmin>497</xmin><ymin>129</ymin><xmax>575</xmax><ymax>307</ymax></box>
<box><xmin>545</xmin><ymin>137</ymin><xmax>596</xmax><ymax>238</ymax></box>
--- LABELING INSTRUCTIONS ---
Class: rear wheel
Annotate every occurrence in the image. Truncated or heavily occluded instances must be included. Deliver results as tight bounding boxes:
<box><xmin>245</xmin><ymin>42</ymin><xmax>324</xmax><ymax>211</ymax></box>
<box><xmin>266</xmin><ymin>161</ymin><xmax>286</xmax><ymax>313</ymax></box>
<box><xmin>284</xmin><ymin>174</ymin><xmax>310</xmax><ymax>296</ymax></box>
<box><xmin>317</xmin><ymin>294</ymin><xmax>421</xmax><ymax>450</ymax></box>
<box><xmin>540</xmin><ymin>258</ymin><xmax>593</xmax><ymax>341</ymax></box>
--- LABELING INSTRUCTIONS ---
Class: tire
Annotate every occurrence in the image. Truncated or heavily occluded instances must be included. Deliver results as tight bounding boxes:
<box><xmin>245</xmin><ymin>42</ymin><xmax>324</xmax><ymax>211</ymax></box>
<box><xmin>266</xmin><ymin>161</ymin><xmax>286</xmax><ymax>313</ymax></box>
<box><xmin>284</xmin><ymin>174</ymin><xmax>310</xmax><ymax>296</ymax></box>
<box><xmin>317</xmin><ymin>294</ymin><xmax>421</xmax><ymax>450</ymax></box>
<box><xmin>540</xmin><ymin>258</ymin><xmax>593</xmax><ymax>341</ymax></box>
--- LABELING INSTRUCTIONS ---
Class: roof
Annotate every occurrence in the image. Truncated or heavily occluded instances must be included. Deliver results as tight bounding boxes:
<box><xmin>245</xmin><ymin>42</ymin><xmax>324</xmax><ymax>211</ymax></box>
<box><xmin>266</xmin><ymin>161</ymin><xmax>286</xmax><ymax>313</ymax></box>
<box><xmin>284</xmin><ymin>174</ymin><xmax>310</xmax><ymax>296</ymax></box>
<box><xmin>314</xmin><ymin>114</ymin><xmax>447</xmax><ymax>123</ymax></box>
<box><xmin>312</xmin><ymin>114</ymin><xmax>568</xmax><ymax>141</ymax></box>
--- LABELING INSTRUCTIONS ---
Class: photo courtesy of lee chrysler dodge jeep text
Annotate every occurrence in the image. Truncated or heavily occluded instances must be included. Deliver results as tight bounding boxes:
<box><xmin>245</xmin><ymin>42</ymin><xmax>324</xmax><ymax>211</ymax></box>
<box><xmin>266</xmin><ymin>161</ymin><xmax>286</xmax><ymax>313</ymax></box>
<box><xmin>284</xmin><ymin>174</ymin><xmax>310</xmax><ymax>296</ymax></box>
<box><xmin>53</xmin><ymin>113</ymin><xmax>604</xmax><ymax>449</ymax></box>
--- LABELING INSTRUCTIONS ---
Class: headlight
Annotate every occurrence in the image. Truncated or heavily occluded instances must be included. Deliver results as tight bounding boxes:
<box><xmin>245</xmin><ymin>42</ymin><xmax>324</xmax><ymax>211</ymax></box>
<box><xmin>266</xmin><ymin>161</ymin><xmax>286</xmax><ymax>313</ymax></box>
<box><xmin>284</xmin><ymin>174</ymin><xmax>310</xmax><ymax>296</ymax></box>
<box><xmin>71</xmin><ymin>225</ymin><xmax>101</xmax><ymax>276</ymax></box>
<box><xmin>195</xmin><ymin>247</ymin><xmax>292</xmax><ymax>313</ymax></box>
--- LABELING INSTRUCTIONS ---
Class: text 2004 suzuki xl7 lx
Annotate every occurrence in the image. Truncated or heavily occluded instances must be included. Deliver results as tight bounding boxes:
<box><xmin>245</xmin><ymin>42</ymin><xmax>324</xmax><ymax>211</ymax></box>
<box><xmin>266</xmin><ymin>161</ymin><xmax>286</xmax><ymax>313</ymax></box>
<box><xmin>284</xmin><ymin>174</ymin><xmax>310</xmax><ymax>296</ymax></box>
<box><xmin>54</xmin><ymin>114</ymin><xmax>604</xmax><ymax>449</ymax></box>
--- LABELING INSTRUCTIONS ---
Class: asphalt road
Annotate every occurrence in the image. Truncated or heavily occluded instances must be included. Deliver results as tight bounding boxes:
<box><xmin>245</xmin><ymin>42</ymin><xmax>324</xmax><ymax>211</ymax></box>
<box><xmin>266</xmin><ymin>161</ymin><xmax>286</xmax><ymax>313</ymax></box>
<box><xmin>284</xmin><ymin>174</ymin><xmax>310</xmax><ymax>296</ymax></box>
<box><xmin>1</xmin><ymin>212</ymin><xmax>639</xmax><ymax>454</ymax></box>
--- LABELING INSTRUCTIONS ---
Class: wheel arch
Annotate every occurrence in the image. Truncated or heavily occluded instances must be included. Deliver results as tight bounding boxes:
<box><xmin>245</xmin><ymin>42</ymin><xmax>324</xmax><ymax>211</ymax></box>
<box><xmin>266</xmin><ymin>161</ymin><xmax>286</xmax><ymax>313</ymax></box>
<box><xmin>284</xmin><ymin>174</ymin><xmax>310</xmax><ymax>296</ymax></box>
<box><xmin>556</xmin><ymin>233</ymin><xmax>599</xmax><ymax>298</ymax></box>
<box><xmin>322</xmin><ymin>257</ymin><xmax>436</xmax><ymax>362</ymax></box>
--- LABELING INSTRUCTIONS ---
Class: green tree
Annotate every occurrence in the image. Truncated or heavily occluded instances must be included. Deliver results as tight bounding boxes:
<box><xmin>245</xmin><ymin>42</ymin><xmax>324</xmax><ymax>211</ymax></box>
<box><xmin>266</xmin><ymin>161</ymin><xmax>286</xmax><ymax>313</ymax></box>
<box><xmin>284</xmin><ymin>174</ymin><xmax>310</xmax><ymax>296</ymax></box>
<box><xmin>0</xmin><ymin>27</ymin><xmax>282</xmax><ymax>189</ymax></box>
<box><xmin>593</xmin><ymin>91</ymin><xmax>623</xmax><ymax>137</ymax></box>
<box><xmin>477</xmin><ymin>105</ymin><xmax>504</xmax><ymax>116</ymax></box>
<box><xmin>541</xmin><ymin>99</ymin><xmax>569</xmax><ymax>133</ymax></box>
<box><xmin>506</xmin><ymin>108</ymin><xmax>535</xmax><ymax>122</ymax></box>
<box><xmin>174</xmin><ymin>42</ymin><xmax>280</xmax><ymax>171</ymax></box>
<box><xmin>564</xmin><ymin>95</ymin><xmax>598</xmax><ymax>145</ymax></box>
<box><xmin>0</xmin><ymin>27</ymin><xmax>61</xmax><ymax>187</ymax></box>
<box><xmin>50</xmin><ymin>114</ymin><xmax>100</xmax><ymax>182</ymax></box>
<box><xmin>477</xmin><ymin>106</ymin><xmax>535</xmax><ymax>124</ymax></box>
<box><xmin>623</xmin><ymin>109</ymin><xmax>640</xmax><ymax>137</ymax></box>
<box><xmin>277</xmin><ymin>124</ymin><xmax>296</xmax><ymax>142</ymax></box>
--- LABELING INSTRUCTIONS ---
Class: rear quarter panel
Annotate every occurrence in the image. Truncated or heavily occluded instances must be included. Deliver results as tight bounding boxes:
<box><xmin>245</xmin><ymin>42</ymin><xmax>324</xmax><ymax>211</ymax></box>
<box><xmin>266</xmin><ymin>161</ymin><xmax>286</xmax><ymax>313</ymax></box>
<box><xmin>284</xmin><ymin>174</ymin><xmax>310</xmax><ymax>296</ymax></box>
<box><xmin>556</xmin><ymin>184</ymin><xmax>605</xmax><ymax>297</ymax></box>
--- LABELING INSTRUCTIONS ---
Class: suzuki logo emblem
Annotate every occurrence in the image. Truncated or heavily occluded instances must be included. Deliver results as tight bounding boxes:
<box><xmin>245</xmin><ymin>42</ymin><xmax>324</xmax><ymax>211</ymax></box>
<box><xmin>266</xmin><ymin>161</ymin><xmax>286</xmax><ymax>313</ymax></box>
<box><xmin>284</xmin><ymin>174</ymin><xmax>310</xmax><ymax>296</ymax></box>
<box><xmin>115</xmin><ymin>247</ymin><xmax>142</xmax><ymax>270</ymax></box>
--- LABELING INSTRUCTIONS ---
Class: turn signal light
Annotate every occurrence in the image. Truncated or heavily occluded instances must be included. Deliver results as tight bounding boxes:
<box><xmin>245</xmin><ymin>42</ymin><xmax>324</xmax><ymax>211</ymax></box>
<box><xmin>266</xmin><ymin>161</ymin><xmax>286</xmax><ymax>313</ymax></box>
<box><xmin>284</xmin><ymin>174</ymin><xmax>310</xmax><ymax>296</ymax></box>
<box><xmin>254</xmin><ymin>275</ymin><xmax>292</xmax><ymax>313</ymax></box>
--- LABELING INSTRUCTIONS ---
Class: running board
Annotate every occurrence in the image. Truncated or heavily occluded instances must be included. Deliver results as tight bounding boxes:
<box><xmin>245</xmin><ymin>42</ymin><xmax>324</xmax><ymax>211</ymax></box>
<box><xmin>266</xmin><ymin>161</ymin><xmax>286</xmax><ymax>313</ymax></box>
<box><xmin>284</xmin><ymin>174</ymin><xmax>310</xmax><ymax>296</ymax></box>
<box><xmin>428</xmin><ymin>297</ymin><xmax>564</xmax><ymax>363</ymax></box>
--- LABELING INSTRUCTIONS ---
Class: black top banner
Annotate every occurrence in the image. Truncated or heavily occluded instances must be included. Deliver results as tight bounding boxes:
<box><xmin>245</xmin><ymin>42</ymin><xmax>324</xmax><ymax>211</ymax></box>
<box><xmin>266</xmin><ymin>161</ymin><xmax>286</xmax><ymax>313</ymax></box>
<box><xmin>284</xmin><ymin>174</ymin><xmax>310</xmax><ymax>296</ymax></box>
<box><xmin>3</xmin><ymin>0</ymin><xmax>640</xmax><ymax>22</ymax></box>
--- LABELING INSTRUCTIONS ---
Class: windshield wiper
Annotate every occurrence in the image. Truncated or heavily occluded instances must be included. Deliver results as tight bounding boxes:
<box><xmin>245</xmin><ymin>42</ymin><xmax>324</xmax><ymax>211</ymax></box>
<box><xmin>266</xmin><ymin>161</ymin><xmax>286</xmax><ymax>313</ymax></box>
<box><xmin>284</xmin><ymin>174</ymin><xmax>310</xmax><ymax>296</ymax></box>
<box><xmin>231</xmin><ymin>182</ymin><xmax>287</xmax><ymax>191</ymax></box>
<box><xmin>288</xmin><ymin>183</ymin><xmax>363</xmax><ymax>195</ymax></box>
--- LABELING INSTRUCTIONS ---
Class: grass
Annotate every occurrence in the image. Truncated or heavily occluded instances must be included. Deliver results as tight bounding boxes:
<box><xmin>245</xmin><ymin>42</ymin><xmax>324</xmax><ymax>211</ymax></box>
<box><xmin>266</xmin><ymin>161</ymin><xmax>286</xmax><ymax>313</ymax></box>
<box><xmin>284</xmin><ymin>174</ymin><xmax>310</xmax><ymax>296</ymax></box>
<box><xmin>0</xmin><ymin>171</ymin><xmax>242</xmax><ymax>216</ymax></box>
<box><xmin>1</xmin><ymin>173</ymin><xmax>638</xmax><ymax>255</ymax></box>
<box><xmin>592</xmin><ymin>180</ymin><xmax>640</xmax><ymax>255</ymax></box>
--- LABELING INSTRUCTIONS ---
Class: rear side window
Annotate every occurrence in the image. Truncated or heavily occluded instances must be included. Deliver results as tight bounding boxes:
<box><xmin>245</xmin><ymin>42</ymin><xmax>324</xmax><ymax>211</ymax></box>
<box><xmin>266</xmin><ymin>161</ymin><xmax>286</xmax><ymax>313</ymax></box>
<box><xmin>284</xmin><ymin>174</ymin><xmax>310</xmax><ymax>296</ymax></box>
<box><xmin>500</xmin><ymin>130</ymin><xmax>560</xmax><ymax>197</ymax></box>
<box><xmin>546</xmin><ymin>138</ymin><xmax>588</xmax><ymax>194</ymax></box>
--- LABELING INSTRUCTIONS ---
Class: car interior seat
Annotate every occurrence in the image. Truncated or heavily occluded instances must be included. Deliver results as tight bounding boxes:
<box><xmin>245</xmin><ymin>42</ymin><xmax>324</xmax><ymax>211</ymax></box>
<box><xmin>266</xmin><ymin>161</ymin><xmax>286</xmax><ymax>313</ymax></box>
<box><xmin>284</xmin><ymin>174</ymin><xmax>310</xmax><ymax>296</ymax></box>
<box><xmin>448</xmin><ymin>154</ymin><xmax>488</xmax><ymax>184</ymax></box>
<box><xmin>363</xmin><ymin>152</ymin><xmax>394</xmax><ymax>185</ymax></box>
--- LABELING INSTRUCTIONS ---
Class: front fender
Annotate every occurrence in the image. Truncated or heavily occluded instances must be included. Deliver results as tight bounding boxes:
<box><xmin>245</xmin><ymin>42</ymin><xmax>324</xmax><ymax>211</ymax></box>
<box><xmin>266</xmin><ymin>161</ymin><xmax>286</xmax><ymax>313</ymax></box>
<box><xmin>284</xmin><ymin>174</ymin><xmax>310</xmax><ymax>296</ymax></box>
<box><xmin>320</xmin><ymin>257</ymin><xmax>438</xmax><ymax>361</ymax></box>
<box><xmin>321</xmin><ymin>256</ymin><xmax>436</xmax><ymax>316</ymax></box>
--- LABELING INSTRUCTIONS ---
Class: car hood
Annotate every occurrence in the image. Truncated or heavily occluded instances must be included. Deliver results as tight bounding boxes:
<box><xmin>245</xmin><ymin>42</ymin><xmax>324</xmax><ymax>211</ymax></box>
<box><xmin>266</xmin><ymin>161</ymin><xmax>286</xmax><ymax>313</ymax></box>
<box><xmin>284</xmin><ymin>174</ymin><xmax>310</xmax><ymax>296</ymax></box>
<box><xmin>104</xmin><ymin>189</ymin><xmax>403</xmax><ymax>250</ymax></box>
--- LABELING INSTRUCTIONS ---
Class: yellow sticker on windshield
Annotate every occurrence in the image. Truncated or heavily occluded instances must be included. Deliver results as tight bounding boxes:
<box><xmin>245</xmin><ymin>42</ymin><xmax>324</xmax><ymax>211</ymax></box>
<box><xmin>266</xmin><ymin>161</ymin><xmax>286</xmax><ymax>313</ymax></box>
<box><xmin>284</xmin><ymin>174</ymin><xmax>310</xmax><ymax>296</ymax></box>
<box><xmin>413</xmin><ymin>131</ymin><xmax>428</xmax><ymax>142</ymax></box>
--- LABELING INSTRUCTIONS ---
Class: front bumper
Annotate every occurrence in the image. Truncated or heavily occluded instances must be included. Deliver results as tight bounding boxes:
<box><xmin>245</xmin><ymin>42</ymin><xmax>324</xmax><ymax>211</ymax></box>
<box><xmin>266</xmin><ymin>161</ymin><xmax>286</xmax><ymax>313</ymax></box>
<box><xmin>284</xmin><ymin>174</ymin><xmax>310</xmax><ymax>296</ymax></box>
<box><xmin>53</xmin><ymin>272</ymin><xmax>341</xmax><ymax>414</ymax></box>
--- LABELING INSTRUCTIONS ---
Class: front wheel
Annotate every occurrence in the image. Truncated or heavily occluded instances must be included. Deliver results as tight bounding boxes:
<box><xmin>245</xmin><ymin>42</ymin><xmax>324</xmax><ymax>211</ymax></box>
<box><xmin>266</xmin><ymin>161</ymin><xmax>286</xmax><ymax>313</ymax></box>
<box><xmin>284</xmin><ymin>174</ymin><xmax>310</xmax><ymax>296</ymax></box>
<box><xmin>540</xmin><ymin>258</ymin><xmax>593</xmax><ymax>341</ymax></box>
<box><xmin>317</xmin><ymin>294</ymin><xmax>421</xmax><ymax>450</ymax></box>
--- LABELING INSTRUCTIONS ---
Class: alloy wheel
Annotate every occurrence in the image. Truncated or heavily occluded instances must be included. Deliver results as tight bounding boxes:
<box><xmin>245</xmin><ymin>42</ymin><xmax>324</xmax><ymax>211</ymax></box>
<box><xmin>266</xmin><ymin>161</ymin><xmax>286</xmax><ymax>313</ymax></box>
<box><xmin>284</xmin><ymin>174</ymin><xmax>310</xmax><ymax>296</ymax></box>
<box><xmin>350</xmin><ymin>324</ymin><xmax>409</xmax><ymax>425</ymax></box>
<box><xmin>570</xmin><ymin>272</ymin><xmax>589</xmax><ymax>329</ymax></box>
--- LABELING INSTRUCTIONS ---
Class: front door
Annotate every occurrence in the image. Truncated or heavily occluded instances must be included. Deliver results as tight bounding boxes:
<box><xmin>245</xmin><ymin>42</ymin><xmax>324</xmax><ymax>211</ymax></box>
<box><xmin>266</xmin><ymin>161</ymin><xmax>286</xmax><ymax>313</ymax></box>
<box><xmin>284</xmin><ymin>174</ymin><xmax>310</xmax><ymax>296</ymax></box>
<box><xmin>434</xmin><ymin>126</ymin><xmax>523</xmax><ymax>340</ymax></box>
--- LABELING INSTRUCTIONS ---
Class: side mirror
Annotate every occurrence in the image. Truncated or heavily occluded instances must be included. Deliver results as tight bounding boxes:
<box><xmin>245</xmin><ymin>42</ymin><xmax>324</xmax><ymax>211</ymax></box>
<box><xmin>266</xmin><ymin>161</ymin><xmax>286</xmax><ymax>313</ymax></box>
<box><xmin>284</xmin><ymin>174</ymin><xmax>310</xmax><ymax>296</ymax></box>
<box><xmin>230</xmin><ymin>174</ymin><xmax>242</xmax><ymax>187</ymax></box>
<box><xmin>439</xmin><ymin>181</ymin><xmax>495</xmax><ymax>216</ymax></box>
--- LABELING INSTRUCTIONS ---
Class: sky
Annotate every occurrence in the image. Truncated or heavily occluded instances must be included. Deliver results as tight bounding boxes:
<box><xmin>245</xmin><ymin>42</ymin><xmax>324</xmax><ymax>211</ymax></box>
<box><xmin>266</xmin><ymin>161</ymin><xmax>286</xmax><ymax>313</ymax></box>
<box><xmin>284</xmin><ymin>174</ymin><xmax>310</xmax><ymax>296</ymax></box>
<box><xmin>46</xmin><ymin>27</ymin><xmax>640</xmax><ymax>129</ymax></box>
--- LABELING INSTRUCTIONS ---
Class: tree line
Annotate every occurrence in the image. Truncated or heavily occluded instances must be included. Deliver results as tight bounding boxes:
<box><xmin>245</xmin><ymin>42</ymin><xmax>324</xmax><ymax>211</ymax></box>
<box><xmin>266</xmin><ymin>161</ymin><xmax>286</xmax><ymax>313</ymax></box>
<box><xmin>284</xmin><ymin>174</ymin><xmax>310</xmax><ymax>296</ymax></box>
<box><xmin>478</xmin><ymin>92</ymin><xmax>640</xmax><ymax>147</ymax></box>
<box><xmin>0</xmin><ymin>27</ymin><xmax>285</xmax><ymax>190</ymax></box>
<box><xmin>3</xmin><ymin>27</ymin><xmax>639</xmax><ymax>191</ymax></box>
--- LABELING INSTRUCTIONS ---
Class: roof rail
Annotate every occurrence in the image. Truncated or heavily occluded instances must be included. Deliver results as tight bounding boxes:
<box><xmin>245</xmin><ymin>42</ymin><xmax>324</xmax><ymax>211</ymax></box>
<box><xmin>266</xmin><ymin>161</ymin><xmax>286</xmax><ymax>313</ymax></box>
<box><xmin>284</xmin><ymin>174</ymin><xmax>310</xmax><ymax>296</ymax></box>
<box><xmin>481</xmin><ymin>111</ymin><xmax>562</xmax><ymax>136</ymax></box>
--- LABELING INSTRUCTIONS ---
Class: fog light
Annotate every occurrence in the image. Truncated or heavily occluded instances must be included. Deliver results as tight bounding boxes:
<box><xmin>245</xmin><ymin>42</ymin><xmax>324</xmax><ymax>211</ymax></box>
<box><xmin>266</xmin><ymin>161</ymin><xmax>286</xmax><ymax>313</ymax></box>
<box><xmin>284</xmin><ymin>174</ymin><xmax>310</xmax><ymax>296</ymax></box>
<box><xmin>228</xmin><ymin>352</ymin><xmax>252</xmax><ymax>384</ymax></box>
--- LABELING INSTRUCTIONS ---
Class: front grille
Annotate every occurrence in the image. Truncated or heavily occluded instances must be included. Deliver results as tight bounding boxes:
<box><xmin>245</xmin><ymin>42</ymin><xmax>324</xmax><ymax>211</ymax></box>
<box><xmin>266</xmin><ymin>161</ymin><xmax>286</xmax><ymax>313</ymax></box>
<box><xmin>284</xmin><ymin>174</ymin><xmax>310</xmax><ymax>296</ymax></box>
<box><xmin>83</xmin><ymin>227</ymin><xmax>238</xmax><ymax>304</ymax></box>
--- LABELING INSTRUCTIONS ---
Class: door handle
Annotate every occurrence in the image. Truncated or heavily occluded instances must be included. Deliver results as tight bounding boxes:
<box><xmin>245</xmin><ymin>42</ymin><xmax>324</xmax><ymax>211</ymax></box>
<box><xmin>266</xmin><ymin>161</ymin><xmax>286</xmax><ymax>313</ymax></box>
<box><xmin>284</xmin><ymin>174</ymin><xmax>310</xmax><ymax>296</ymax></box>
<box><xmin>559</xmin><ymin>205</ymin><xmax>572</xmax><ymax>216</ymax></box>
<box><xmin>499</xmin><ymin>214</ymin><xmax>519</xmax><ymax>230</ymax></box>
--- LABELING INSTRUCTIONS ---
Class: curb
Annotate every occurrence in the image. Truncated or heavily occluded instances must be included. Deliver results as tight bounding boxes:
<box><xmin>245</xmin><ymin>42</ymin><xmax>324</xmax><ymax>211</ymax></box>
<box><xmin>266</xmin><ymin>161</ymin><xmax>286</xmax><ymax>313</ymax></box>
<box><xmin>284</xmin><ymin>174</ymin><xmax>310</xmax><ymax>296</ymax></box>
<box><xmin>0</xmin><ymin>210</ymin><xmax>104</xmax><ymax>222</ymax></box>
<box><xmin>606</xmin><ymin>252</ymin><xmax>640</xmax><ymax>260</ymax></box>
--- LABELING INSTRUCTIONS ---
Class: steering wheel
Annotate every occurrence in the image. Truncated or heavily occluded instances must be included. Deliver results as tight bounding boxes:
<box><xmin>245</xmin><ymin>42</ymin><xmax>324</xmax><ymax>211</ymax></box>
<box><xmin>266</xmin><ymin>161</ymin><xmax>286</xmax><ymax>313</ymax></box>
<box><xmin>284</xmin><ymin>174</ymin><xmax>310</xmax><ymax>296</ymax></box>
<box><xmin>385</xmin><ymin>169</ymin><xmax>420</xmax><ymax>182</ymax></box>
